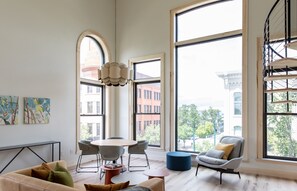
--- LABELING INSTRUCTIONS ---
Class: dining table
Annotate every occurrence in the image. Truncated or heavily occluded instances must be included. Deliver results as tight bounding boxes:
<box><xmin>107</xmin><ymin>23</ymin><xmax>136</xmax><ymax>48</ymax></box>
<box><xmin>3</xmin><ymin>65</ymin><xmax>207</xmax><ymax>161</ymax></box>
<box><xmin>91</xmin><ymin>139</ymin><xmax>137</xmax><ymax>147</ymax></box>
<box><xmin>91</xmin><ymin>139</ymin><xmax>137</xmax><ymax>174</ymax></box>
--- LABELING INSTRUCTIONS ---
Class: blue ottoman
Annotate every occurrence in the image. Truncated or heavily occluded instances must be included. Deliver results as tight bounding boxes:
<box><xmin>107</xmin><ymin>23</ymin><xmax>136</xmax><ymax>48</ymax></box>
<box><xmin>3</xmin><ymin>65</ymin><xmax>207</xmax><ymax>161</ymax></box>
<box><xmin>166</xmin><ymin>152</ymin><xmax>191</xmax><ymax>171</ymax></box>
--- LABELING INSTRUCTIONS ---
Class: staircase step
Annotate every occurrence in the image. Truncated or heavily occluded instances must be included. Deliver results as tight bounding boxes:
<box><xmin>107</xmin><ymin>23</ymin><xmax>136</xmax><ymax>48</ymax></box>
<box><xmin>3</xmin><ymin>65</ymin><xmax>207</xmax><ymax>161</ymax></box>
<box><xmin>285</xmin><ymin>41</ymin><xmax>297</xmax><ymax>50</ymax></box>
<box><xmin>265</xmin><ymin>88</ymin><xmax>297</xmax><ymax>93</ymax></box>
<box><xmin>267</xmin><ymin>58</ymin><xmax>297</xmax><ymax>68</ymax></box>
<box><xmin>264</xmin><ymin>74</ymin><xmax>297</xmax><ymax>81</ymax></box>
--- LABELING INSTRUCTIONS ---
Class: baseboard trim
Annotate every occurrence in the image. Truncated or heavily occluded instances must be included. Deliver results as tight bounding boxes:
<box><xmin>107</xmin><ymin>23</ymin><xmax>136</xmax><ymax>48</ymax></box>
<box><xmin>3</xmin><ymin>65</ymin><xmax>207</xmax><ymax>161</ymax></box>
<box><xmin>239</xmin><ymin>166</ymin><xmax>297</xmax><ymax>180</ymax></box>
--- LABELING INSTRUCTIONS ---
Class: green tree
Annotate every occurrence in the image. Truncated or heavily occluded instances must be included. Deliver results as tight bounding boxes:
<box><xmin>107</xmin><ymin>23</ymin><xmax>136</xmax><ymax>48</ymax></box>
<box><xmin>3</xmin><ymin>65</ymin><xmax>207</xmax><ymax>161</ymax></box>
<box><xmin>80</xmin><ymin>124</ymin><xmax>91</xmax><ymax>140</ymax></box>
<box><xmin>266</xmin><ymin>92</ymin><xmax>297</xmax><ymax>157</ymax></box>
<box><xmin>178</xmin><ymin>124</ymin><xmax>193</xmax><ymax>148</ymax></box>
<box><xmin>178</xmin><ymin>104</ymin><xmax>200</xmax><ymax>151</ymax></box>
<box><xmin>196</xmin><ymin>121</ymin><xmax>214</xmax><ymax>138</ymax></box>
<box><xmin>138</xmin><ymin>125</ymin><xmax>160</xmax><ymax>145</ymax></box>
<box><xmin>201</xmin><ymin>107</ymin><xmax>223</xmax><ymax>133</ymax></box>
<box><xmin>195</xmin><ymin>139</ymin><xmax>213</xmax><ymax>152</ymax></box>
<box><xmin>200</xmin><ymin>107</ymin><xmax>223</xmax><ymax>145</ymax></box>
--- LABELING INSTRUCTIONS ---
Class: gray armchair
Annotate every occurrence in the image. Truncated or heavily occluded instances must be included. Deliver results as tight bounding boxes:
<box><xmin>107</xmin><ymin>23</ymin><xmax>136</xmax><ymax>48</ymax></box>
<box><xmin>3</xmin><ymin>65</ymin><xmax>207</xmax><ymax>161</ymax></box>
<box><xmin>128</xmin><ymin>140</ymin><xmax>150</xmax><ymax>171</ymax></box>
<box><xmin>76</xmin><ymin>140</ymin><xmax>100</xmax><ymax>173</ymax></box>
<box><xmin>107</xmin><ymin>136</ymin><xmax>125</xmax><ymax>164</ymax></box>
<box><xmin>195</xmin><ymin>136</ymin><xmax>244</xmax><ymax>184</ymax></box>
<box><xmin>99</xmin><ymin>145</ymin><xmax>123</xmax><ymax>179</ymax></box>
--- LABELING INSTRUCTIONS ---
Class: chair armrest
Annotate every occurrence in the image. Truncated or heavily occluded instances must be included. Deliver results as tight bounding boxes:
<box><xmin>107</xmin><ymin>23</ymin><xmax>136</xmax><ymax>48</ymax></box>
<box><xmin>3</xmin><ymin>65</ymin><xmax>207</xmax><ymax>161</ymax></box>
<box><xmin>198</xmin><ymin>152</ymin><xmax>207</xmax><ymax>156</ymax></box>
<box><xmin>79</xmin><ymin>142</ymin><xmax>99</xmax><ymax>154</ymax></box>
<box><xmin>196</xmin><ymin>152</ymin><xmax>207</xmax><ymax>158</ymax></box>
<box><xmin>221</xmin><ymin>157</ymin><xmax>243</xmax><ymax>169</ymax></box>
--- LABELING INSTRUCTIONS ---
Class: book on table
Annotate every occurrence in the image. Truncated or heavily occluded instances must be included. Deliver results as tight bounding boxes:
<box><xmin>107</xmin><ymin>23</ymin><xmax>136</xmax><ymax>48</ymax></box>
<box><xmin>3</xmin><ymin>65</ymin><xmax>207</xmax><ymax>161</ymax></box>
<box><xmin>104</xmin><ymin>164</ymin><xmax>122</xmax><ymax>169</ymax></box>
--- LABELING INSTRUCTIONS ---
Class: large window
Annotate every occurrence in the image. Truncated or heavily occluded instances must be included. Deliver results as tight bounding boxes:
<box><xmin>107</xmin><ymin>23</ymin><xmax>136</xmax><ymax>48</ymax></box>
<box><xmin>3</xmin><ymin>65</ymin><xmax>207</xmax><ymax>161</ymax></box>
<box><xmin>234</xmin><ymin>92</ymin><xmax>242</xmax><ymax>115</ymax></box>
<box><xmin>173</xmin><ymin>0</ymin><xmax>243</xmax><ymax>152</ymax></box>
<box><xmin>130</xmin><ymin>54</ymin><xmax>164</xmax><ymax>147</ymax></box>
<box><xmin>262</xmin><ymin>39</ymin><xmax>297</xmax><ymax>161</ymax></box>
<box><xmin>77</xmin><ymin>32</ymin><xmax>109</xmax><ymax>141</ymax></box>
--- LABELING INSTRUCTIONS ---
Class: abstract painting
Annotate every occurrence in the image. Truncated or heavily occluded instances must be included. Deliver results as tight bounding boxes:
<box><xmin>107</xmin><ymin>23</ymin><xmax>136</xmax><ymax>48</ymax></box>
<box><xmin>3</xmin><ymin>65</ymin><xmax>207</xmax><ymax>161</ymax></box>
<box><xmin>24</xmin><ymin>97</ymin><xmax>50</xmax><ymax>124</ymax></box>
<box><xmin>0</xmin><ymin>96</ymin><xmax>19</xmax><ymax>125</ymax></box>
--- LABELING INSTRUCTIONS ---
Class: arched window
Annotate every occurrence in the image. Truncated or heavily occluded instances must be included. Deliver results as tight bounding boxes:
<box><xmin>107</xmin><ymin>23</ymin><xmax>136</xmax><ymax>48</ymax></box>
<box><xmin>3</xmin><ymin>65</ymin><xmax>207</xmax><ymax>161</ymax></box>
<box><xmin>77</xmin><ymin>31</ymin><xmax>110</xmax><ymax>142</ymax></box>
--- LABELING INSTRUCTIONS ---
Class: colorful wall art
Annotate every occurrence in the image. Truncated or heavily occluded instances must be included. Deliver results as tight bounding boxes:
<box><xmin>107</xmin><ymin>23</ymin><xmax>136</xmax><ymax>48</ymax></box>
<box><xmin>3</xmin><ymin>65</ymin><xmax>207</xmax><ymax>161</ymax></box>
<box><xmin>0</xmin><ymin>96</ymin><xmax>19</xmax><ymax>125</ymax></box>
<box><xmin>24</xmin><ymin>97</ymin><xmax>50</xmax><ymax>124</ymax></box>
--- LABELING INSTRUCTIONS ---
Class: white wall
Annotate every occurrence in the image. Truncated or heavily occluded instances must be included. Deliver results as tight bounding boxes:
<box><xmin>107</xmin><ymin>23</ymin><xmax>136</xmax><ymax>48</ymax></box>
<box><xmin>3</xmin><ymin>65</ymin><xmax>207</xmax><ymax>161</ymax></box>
<box><xmin>0</xmin><ymin>0</ymin><xmax>115</xmax><ymax>172</ymax></box>
<box><xmin>1</xmin><ymin>0</ymin><xmax>297</xmax><ymax>179</ymax></box>
<box><xmin>116</xmin><ymin>0</ymin><xmax>297</xmax><ymax>179</ymax></box>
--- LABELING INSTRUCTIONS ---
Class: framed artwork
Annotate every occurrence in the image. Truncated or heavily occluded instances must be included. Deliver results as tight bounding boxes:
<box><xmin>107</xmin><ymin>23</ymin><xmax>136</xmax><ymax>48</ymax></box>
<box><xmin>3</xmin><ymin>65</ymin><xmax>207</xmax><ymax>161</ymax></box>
<box><xmin>24</xmin><ymin>97</ymin><xmax>50</xmax><ymax>124</ymax></box>
<box><xmin>0</xmin><ymin>96</ymin><xmax>19</xmax><ymax>125</ymax></box>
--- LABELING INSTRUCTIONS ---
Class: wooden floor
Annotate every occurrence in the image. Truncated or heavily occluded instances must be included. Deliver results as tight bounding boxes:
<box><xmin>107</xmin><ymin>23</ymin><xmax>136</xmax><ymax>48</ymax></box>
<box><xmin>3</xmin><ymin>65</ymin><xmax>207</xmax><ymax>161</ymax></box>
<box><xmin>70</xmin><ymin>156</ymin><xmax>297</xmax><ymax>191</ymax></box>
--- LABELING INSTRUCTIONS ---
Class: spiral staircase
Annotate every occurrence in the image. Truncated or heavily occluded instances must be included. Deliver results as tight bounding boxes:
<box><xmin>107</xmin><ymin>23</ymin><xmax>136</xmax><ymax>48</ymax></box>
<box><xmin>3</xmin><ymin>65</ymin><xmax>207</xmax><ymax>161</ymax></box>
<box><xmin>263</xmin><ymin>0</ymin><xmax>297</xmax><ymax>107</ymax></box>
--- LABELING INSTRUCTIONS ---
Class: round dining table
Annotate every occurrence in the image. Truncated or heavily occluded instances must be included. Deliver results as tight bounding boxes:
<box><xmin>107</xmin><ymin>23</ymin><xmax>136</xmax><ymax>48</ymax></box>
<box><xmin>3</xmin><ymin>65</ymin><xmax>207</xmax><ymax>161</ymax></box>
<box><xmin>91</xmin><ymin>139</ymin><xmax>137</xmax><ymax>147</ymax></box>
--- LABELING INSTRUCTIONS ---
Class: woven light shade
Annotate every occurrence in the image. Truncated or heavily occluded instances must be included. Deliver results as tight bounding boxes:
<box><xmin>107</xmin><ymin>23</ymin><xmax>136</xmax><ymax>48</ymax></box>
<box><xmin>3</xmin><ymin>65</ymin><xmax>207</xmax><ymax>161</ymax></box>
<box><xmin>98</xmin><ymin>62</ymin><xmax>129</xmax><ymax>86</ymax></box>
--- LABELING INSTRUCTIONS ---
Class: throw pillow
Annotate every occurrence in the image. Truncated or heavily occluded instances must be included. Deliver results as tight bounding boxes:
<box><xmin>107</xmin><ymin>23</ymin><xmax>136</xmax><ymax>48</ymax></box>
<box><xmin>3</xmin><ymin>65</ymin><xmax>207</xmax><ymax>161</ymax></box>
<box><xmin>215</xmin><ymin>143</ymin><xmax>234</xmax><ymax>160</ymax></box>
<box><xmin>48</xmin><ymin>162</ymin><xmax>74</xmax><ymax>187</ymax></box>
<box><xmin>84</xmin><ymin>181</ymin><xmax>129</xmax><ymax>191</ymax></box>
<box><xmin>31</xmin><ymin>162</ymin><xmax>53</xmax><ymax>180</ymax></box>
<box><xmin>205</xmin><ymin>149</ymin><xmax>224</xmax><ymax>159</ymax></box>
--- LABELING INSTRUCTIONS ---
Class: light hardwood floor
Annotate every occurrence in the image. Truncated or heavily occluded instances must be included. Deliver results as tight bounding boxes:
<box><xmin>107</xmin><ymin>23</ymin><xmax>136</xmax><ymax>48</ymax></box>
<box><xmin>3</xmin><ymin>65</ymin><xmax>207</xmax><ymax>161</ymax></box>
<box><xmin>70</xmin><ymin>156</ymin><xmax>297</xmax><ymax>191</ymax></box>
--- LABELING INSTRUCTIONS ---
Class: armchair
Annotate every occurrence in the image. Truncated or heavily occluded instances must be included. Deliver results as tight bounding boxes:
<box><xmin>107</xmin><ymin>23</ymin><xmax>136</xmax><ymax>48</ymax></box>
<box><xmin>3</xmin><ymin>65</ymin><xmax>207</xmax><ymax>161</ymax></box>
<box><xmin>195</xmin><ymin>135</ymin><xmax>244</xmax><ymax>184</ymax></box>
<box><xmin>76</xmin><ymin>140</ymin><xmax>100</xmax><ymax>173</ymax></box>
<box><xmin>107</xmin><ymin>136</ymin><xmax>125</xmax><ymax>164</ymax></box>
<box><xmin>99</xmin><ymin>145</ymin><xmax>123</xmax><ymax>179</ymax></box>
<box><xmin>128</xmin><ymin>140</ymin><xmax>150</xmax><ymax>171</ymax></box>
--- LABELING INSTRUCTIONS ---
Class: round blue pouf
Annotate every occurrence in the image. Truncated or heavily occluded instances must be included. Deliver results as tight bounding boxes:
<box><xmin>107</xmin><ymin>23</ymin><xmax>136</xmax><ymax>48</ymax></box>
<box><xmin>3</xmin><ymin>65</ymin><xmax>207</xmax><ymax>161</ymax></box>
<box><xmin>166</xmin><ymin>152</ymin><xmax>191</xmax><ymax>171</ymax></box>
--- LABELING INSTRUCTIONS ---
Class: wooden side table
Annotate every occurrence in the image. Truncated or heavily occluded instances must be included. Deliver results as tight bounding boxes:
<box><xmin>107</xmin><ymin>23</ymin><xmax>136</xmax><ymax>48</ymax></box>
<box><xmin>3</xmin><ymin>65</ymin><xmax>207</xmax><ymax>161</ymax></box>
<box><xmin>101</xmin><ymin>165</ymin><xmax>124</xmax><ymax>184</ymax></box>
<box><xmin>143</xmin><ymin>169</ymin><xmax>169</xmax><ymax>180</ymax></box>
<box><xmin>143</xmin><ymin>169</ymin><xmax>169</xmax><ymax>189</ymax></box>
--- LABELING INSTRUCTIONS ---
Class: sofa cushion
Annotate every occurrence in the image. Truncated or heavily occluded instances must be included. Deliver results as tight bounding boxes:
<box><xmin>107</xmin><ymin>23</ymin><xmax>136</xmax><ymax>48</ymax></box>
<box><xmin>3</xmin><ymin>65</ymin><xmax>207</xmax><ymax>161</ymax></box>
<box><xmin>198</xmin><ymin>155</ymin><xmax>228</xmax><ymax>165</ymax></box>
<box><xmin>220</xmin><ymin>136</ymin><xmax>243</xmax><ymax>159</ymax></box>
<box><xmin>215</xmin><ymin>143</ymin><xmax>234</xmax><ymax>160</ymax></box>
<box><xmin>48</xmin><ymin>162</ymin><xmax>74</xmax><ymax>187</ymax></box>
<box><xmin>84</xmin><ymin>181</ymin><xmax>129</xmax><ymax>191</ymax></box>
<box><xmin>205</xmin><ymin>149</ymin><xmax>224</xmax><ymax>159</ymax></box>
<box><xmin>31</xmin><ymin>163</ymin><xmax>52</xmax><ymax>180</ymax></box>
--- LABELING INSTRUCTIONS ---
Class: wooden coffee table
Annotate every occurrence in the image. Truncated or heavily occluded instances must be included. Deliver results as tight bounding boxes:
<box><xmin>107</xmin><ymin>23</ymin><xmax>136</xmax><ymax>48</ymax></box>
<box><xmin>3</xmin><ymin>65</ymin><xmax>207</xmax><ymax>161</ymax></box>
<box><xmin>111</xmin><ymin>172</ymin><xmax>147</xmax><ymax>186</ymax></box>
<box><xmin>143</xmin><ymin>169</ymin><xmax>169</xmax><ymax>180</ymax></box>
<box><xmin>101</xmin><ymin>165</ymin><xmax>124</xmax><ymax>184</ymax></box>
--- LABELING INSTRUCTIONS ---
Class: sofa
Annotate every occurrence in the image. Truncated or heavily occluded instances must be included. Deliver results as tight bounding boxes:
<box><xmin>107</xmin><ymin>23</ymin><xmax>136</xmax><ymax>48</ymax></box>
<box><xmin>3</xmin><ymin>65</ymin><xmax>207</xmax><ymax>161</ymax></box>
<box><xmin>0</xmin><ymin>160</ymin><xmax>164</xmax><ymax>191</ymax></box>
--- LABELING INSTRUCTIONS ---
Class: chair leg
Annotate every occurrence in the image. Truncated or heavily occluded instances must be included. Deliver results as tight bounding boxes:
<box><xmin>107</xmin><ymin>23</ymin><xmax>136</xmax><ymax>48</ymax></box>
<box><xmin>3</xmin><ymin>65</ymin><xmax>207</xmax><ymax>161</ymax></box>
<box><xmin>96</xmin><ymin>154</ymin><xmax>100</xmax><ymax>172</ymax></box>
<box><xmin>99</xmin><ymin>168</ymin><xmax>103</xmax><ymax>180</ymax></box>
<box><xmin>195</xmin><ymin>164</ymin><xmax>199</xmax><ymax>176</ymax></box>
<box><xmin>128</xmin><ymin>154</ymin><xmax>131</xmax><ymax>171</ymax></box>
<box><xmin>145</xmin><ymin>153</ymin><xmax>150</xmax><ymax>169</ymax></box>
<box><xmin>128</xmin><ymin>153</ymin><xmax>149</xmax><ymax>171</ymax></box>
<box><xmin>100</xmin><ymin>160</ymin><xmax>106</xmax><ymax>180</ymax></box>
<box><xmin>76</xmin><ymin>154</ymin><xmax>100</xmax><ymax>173</ymax></box>
<box><xmin>238</xmin><ymin>172</ymin><xmax>241</xmax><ymax>179</ymax></box>
<box><xmin>220</xmin><ymin>171</ymin><xmax>223</xmax><ymax>184</ymax></box>
<box><xmin>76</xmin><ymin>155</ymin><xmax>82</xmax><ymax>172</ymax></box>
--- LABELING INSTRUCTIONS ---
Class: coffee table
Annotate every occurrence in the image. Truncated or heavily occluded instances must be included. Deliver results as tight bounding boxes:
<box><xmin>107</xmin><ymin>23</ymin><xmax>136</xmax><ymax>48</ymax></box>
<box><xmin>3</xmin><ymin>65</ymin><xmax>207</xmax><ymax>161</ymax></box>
<box><xmin>111</xmin><ymin>171</ymin><xmax>147</xmax><ymax>186</ymax></box>
<box><xmin>101</xmin><ymin>165</ymin><xmax>124</xmax><ymax>184</ymax></box>
<box><xmin>143</xmin><ymin>169</ymin><xmax>169</xmax><ymax>180</ymax></box>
